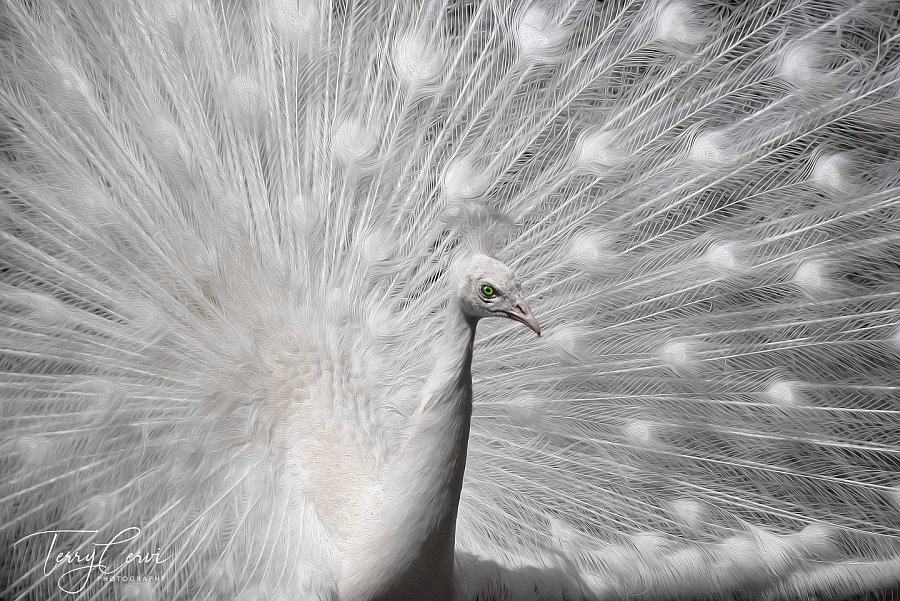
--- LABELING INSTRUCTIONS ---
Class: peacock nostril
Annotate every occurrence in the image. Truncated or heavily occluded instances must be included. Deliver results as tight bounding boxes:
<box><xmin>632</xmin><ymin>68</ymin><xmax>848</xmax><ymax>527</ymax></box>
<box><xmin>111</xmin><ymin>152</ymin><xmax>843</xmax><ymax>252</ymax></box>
<box><xmin>516</xmin><ymin>303</ymin><xmax>527</xmax><ymax>315</ymax></box>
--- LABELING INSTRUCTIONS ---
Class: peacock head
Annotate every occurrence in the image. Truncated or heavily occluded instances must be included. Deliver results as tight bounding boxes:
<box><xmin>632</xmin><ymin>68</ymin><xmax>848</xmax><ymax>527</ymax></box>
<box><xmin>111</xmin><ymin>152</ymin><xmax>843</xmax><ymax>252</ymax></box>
<box><xmin>458</xmin><ymin>254</ymin><xmax>541</xmax><ymax>335</ymax></box>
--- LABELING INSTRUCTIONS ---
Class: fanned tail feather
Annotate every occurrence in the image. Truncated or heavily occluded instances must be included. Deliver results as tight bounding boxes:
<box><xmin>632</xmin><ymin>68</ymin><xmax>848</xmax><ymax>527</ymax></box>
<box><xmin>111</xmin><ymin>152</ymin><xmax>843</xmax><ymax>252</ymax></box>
<box><xmin>1</xmin><ymin>0</ymin><xmax>899</xmax><ymax>599</ymax></box>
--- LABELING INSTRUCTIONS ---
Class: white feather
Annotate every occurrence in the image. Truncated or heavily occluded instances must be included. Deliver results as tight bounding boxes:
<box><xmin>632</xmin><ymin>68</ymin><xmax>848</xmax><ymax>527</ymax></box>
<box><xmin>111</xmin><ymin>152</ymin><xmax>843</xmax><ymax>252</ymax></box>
<box><xmin>1</xmin><ymin>1</ymin><xmax>898</xmax><ymax>600</ymax></box>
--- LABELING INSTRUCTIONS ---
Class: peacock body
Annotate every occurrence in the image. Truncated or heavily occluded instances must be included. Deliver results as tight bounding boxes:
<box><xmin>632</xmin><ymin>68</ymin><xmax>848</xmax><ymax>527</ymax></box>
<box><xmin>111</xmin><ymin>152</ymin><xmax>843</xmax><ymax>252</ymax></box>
<box><xmin>1</xmin><ymin>0</ymin><xmax>899</xmax><ymax>599</ymax></box>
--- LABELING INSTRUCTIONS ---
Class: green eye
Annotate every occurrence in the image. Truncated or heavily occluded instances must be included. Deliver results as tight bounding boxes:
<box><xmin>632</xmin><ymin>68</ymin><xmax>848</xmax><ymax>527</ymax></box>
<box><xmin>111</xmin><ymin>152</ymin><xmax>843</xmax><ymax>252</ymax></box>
<box><xmin>481</xmin><ymin>284</ymin><xmax>495</xmax><ymax>297</ymax></box>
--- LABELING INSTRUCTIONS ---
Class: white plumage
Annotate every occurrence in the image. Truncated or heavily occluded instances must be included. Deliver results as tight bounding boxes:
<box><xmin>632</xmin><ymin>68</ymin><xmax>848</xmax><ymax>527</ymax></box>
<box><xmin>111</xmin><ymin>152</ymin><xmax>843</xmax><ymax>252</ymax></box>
<box><xmin>1</xmin><ymin>0</ymin><xmax>899</xmax><ymax>600</ymax></box>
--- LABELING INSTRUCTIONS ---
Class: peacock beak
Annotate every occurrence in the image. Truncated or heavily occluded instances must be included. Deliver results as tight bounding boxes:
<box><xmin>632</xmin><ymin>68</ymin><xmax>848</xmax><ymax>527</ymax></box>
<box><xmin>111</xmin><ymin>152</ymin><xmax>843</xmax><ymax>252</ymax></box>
<box><xmin>507</xmin><ymin>300</ymin><xmax>541</xmax><ymax>336</ymax></box>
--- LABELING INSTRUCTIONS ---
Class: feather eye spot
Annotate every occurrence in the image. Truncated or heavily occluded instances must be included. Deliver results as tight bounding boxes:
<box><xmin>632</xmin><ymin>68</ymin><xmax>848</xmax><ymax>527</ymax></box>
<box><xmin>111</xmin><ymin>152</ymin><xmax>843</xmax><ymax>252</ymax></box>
<box><xmin>545</xmin><ymin>325</ymin><xmax>582</xmax><ymax>361</ymax></box>
<box><xmin>660</xmin><ymin>339</ymin><xmax>698</xmax><ymax>372</ymax></box>
<box><xmin>270</xmin><ymin>0</ymin><xmax>318</xmax><ymax>39</ymax></box>
<box><xmin>359</xmin><ymin>228</ymin><xmax>393</xmax><ymax>263</ymax></box>
<box><xmin>74</xmin><ymin>379</ymin><xmax>126</xmax><ymax>414</ymax></box>
<box><xmin>652</xmin><ymin>1</ymin><xmax>707</xmax><ymax>46</ymax></box>
<box><xmin>442</xmin><ymin>156</ymin><xmax>491</xmax><ymax>201</ymax></box>
<box><xmin>568</xmin><ymin>231</ymin><xmax>616</xmax><ymax>275</ymax></box>
<box><xmin>332</xmin><ymin>119</ymin><xmax>379</xmax><ymax>166</ymax></box>
<box><xmin>121</xmin><ymin>582</ymin><xmax>156</xmax><ymax>601</ymax></box>
<box><xmin>779</xmin><ymin>42</ymin><xmax>821</xmax><ymax>87</ymax></box>
<box><xmin>574</xmin><ymin>129</ymin><xmax>622</xmax><ymax>172</ymax></box>
<box><xmin>795</xmin><ymin>524</ymin><xmax>838</xmax><ymax>558</ymax></box>
<box><xmin>689</xmin><ymin>130</ymin><xmax>733</xmax><ymax>166</ymax></box>
<box><xmin>631</xmin><ymin>532</ymin><xmax>671</xmax><ymax>556</ymax></box>
<box><xmin>811</xmin><ymin>153</ymin><xmax>851</xmax><ymax>192</ymax></box>
<box><xmin>624</xmin><ymin>418</ymin><xmax>658</xmax><ymax>449</ymax></box>
<box><xmin>160</xmin><ymin>0</ymin><xmax>192</xmax><ymax>28</ymax></box>
<box><xmin>703</xmin><ymin>241</ymin><xmax>745</xmax><ymax>276</ymax></box>
<box><xmin>74</xmin><ymin>493</ymin><xmax>118</xmax><ymax>529</ymax></box>
<box><xmin>13</xmin><ymin>434</ymin><xmax>52</xmax><ymax>468</ymax></box>
<box><xmin>514</xmin><ymin>6</ymin><xmax>569</xmax><ymax>63</ymax></box>
<box><xmin>792</xmin><ymin>260</ymin><xmax>829</xmax><ymax>294</ymax></box>
<box><xmin>767</xmin><ymin>381</ymin><xmax>801</xmax><ymax>407</ymax></box>
<box><xmin>228</xmin><ymin>75</ymin><xmax>267</xmax><ymax>121</ymax></box>
<box><xmin>394</xmin><ymin>30</ymin><xmax>445</xmax><ymax>89</ymax></box>
<box><xmin>669</xmin><ymin>498</ymin><xmax>706</xmax><ymax>528</ymax></box>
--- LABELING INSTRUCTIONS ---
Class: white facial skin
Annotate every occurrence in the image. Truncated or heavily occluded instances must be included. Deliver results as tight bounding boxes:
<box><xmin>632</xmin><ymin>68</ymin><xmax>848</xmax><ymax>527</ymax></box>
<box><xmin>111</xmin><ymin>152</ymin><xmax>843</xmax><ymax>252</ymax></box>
<box><xmin>459</xmin><ymin>255</ymin><xmax>541</xmax><ymax>335</ymax></box>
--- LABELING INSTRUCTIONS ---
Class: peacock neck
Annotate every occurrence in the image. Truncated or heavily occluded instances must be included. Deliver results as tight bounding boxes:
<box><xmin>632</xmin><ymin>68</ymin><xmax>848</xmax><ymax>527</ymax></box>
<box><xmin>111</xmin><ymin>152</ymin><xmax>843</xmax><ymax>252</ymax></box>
<box><xmin>341</xmin><ymin>297</ymin><xmax>477</xmax><ymax>601</ymax></box>
<box><xmin>418</xmin><ymin>297</ymin><xmax>478</xmax><ymax>414</ymax></box>
<box><xmin>388</xmin><ymin>297</ymin><xmax>476</xmax><ymax>589</ymax></box>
